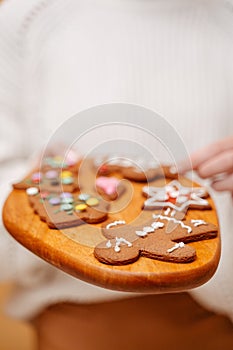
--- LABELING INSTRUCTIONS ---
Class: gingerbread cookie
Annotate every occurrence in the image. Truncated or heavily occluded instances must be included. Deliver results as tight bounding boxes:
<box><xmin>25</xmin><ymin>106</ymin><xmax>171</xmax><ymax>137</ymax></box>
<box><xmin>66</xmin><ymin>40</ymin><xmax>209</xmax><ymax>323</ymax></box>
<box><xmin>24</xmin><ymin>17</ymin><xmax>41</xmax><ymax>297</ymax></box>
<box><xmin>27</xmin><ymin>189</ymin><xmax>109</xmax><ymax>229</ymax></box>
<box><xmin>94</xmin><ymin>156</ymin><xmax>163</xmax><ymax>182</ymax></box>
<box><xmin>94</xmin><ymin>215</ymin><xmax>218</xmax><ymax>265</ymax></box>
<box><xmin>142</xmin><ymin>180</ymin><xmax>210</xmax><ymax>212</ymax></box>
<box><xmin>95</xmin><ymin>176</ymin><xmax>125</xmax><ymax>201</ymax></box>
<box><xmin>13</xmin><ymin>168</ymin><xmax>79</xmax><ymax>193</ymax></box>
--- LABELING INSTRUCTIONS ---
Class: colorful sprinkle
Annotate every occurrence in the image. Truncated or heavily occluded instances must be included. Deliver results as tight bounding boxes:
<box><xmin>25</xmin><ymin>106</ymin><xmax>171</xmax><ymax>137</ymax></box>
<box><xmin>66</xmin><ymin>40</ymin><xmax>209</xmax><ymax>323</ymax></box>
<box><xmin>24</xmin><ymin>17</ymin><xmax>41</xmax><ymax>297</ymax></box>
<box><xmin>61</xmin><ymin>197</ymin><xmax>74</xmax><ymax>204</ymax></box>
<box><xmin>49</xmin><ymin>197</ymin><xmax>61</xmax><ymax>205</ymax></box>
<box><xmin>60</xmin><ymin>171</ymin><xmax>73</xmax><ymax>179</ymax></box>
<box><xmin>86</xmin><ymin>197</ymin><xmax>99</xmax><ymax>207</ymax></box>
<box><xmin>26</xmin><ymin>187</ymin><xmax>39</xmax><ymax>196</ymax></box>
<box><xmin>96</xmin><ymin>176</ymin><xmax>119</xmax><ymax>195</ymax></box>
<box><xmin>60</xmin><ymin>192</ymin><xmax>73</xmax><ymax>199</ymax></box>
<box><xmin>61</xmin><ymin>177</ymin><xmax>73</xmax><ymax>185</ymax></box>
<box><xmin>98</xmin><ymin>164</ymin><xmax>109</xmax><ymax>174</ymax></box>
<box><xmin>78</xmin><ymin>193</ymin><xmax>90</xmax><ymax>201</ymax></box>
<box><xmin>45</xmin><ymin>156</ymin><xmax>68</xmax><ymax>168</ymax></box>
<box><xmin>60</xmin><ymin>203</ymin><xmax>73</xmax><ymax>211</ymax></box>
<box><xmin>75</xmin><ymin>203</ymin><xmax>87</xmax><ymax>212</ymax></box>
<box><xmin>45</xmin><ymin>170</ymin><xmax>58</xmax><ymax>179</ymax></box>
<box><xmin>31</xmin><ymin>172</ymin><xmax>42</xmax><ymax>184</ymax></box>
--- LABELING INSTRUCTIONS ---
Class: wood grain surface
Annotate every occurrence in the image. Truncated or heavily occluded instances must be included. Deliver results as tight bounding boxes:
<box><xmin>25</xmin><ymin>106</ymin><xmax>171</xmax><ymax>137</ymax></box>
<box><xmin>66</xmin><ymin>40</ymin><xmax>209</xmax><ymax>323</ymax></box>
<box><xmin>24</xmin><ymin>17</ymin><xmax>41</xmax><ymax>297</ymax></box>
<box><xmin>2</xmin><ymin>160</ymin><xmax>220</xmax><ymax>293</ymax></box>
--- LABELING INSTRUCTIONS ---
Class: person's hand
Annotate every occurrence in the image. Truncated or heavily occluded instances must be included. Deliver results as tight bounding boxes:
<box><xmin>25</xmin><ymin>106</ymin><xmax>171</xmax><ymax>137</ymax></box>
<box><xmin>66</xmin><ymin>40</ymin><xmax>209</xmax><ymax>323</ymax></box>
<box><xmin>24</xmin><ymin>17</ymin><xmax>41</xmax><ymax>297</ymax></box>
<box><xmin>179</xmin><ymin>136</ymin><xmax>233</xmax><ymax>194</ymax></box>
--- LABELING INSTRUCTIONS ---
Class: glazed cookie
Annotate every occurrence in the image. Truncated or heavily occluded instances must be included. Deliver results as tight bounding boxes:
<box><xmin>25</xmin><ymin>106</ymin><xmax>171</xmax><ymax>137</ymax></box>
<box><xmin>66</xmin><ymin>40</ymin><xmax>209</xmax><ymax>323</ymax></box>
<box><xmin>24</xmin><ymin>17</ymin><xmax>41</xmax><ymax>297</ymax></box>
<box><xmin>94</xmin><ymin>215</ymin><xmax>218</xmax><ymax>265</ymax></box>
<box><xmin>96</xmin><ymin>176</ymin><xmax>126</xmax><ymax>201</ymax></box>
<box><xmin>142</xmin><ymin>180</ymin><xmax>210</xmax><ymax>212</ymax></box>
<box><xmin>27</xmin><ymin>189</ymin><xmax>109</xmax><ymax>229</ymax></box>
<box><xmin>13</xmin><ymin>168</ymin><xmax>79</xmax><ymax>193</ymax></box>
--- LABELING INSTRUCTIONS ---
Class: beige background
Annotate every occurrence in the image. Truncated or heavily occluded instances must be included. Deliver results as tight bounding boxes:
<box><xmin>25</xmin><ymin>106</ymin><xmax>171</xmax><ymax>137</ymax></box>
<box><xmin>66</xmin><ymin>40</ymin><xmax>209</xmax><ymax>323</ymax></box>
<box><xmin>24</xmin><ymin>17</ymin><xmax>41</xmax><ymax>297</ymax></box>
<box><xmin>0</xmin><ymin>3</ymin><xmax>35</xmax><ymax>348</ymax></box>
<box><xmin>0</xmin><ymin>283</ymin><xmax>36</xmax><ymax>350</ymax></box>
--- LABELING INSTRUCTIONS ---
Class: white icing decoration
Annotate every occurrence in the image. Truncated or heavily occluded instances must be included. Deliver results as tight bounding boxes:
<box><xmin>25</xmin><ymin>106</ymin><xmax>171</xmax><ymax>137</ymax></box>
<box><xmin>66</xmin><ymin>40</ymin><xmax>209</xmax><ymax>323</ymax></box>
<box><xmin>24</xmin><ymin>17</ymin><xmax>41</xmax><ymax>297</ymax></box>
<box><xmin>166</xmin><ymin>185</ymin><xmax>175</xmax><ymax>192</ymax></box>
<box><xmin>143</xmin><ymin>180</ymin><xmax>209</xmax><ymax>212</ymax></box>
<box><xmin>169</xmin><ymin>166</ymin><xmax>177</xmax><ymax>174</ymax></box>
<box><xmin>156</xmin><ymin>193</ymin><xmax>169</xmax><ymax>201</ymax></box>
<box><xmin>135</xmin><ymin>230</ymin><xmax>148</xmax><ymax>237</ymax></box>
<box><xmin>190</xmin><ymin>193</ymin><xmax>208</xmax><ymax>204</ymax></box>
<box><xmin>171</xmin><ymin>209</ymin><xmax>176</xmax><ymax>217</ymax></box>
<box><xmin>135</xmin><ymin>221</ymin><xmax>164</xmax><ymax>237</ymax></box>
<box><xmin>114</xmin><ymin>237</ymin><xmax>132</xmax><ymax>252</ymax></box>
<box><xmin>106</xmin><ymin>240</ymin><xmax>112</xmax><ymax>248</ymax></box>
<box><xmin>176</xmin><ymin>196</ymin><xmax>188</xmax><ymax>204</ymax></box>
<box><xmin>153</xmin><ymin>214</ymin><xmax>192</xmax><ymax>234</ymax></box>
<box><xmin>191</xmin><ymin>219</ymin><xmax>207</xmax><ymax>227</ymax></box>
<box><xmin>164</xmin><ymin>208</ymin><xmax>171</xmax><ymax>216</ymax></box>
<box><xmin>115</xmin><ymin>245</ymin><xmax>120</xmax><ymax>252</ymax></box>
<box><xmin>167</xmin><ymin>242</ymin><xmax>185</xmax><ymax>253</ymax></box>
<box><xmin>106</xmin><ymin>220</ymin><xmax>126</xmax><ymax>230</ymax></box>
<box><xmin>179</xmin><ymin>188</ymin><xmax>190</xmax><ymax>195</ymax></box>
<box><xmin>151</xmin><ymin>222</ymin><xmax>165</xmax><ymax>229</ymax></box>
<box><xmin>169</xmin><ymin>191</ymin><xmax>179</xmax><ymax>199</ymax></box>
<box><xmin>143</xmin><ymin>226</ymin><xmax>155</xmax><ymax>233</ymax></box>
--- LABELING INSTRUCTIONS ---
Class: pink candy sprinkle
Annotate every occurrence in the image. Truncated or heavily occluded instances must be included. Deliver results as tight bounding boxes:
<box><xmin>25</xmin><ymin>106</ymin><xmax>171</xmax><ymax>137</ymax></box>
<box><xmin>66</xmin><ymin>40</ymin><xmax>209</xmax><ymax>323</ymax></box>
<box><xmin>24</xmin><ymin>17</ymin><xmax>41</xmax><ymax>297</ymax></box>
<box><xmin>45</xmin><ymin>170</ymin><xmax>58</xmax><ymax>179</ymax></box>
<box><xmin>96</xmin><ymin>176</ymin><xmax>120</xmax><ymax>195</ymax></box>
<box><xmin>60</xmin><ymin>192</ymin><xmax>73</xmax><ymax>199</ymax></box>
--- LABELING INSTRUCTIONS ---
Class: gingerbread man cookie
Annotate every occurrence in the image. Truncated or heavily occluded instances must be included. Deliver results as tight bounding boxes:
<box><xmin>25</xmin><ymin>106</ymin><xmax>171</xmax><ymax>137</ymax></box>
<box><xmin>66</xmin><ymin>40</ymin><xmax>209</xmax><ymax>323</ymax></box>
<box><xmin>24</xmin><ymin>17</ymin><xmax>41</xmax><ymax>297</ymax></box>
<box><xmin>27</xmin><ymin>189</ymin><xmax>109</xmax><ymax>229</ymax></box>
<box><xmin>94</xmin><ymin>215</ymin><xmax>218</xmax><ymax>265</ymax></box>
<box><xmin>142</xmin><ymin>180</ymin><xmax>210</xmax><ymax>212</ymax></box>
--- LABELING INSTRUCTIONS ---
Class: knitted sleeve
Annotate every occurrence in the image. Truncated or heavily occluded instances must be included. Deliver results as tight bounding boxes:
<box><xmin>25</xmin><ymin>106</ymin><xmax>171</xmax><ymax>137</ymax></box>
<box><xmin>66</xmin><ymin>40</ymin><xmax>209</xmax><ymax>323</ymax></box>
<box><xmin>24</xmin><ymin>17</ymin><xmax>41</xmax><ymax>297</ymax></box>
<box><xmin>0</xmin><ymin>0</ymin><xmax>53</xmax><ymax>284</ymax></box>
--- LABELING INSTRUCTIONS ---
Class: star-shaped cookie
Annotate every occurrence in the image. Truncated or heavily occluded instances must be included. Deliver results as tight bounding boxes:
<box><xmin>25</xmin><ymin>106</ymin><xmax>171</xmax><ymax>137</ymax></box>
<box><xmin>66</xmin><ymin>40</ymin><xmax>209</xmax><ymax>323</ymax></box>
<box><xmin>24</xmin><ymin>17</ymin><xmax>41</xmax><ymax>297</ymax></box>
<box><xmin>142</xmin><ymin>180</ymin><xmax>210</xmax><ymax>212</ymax></box>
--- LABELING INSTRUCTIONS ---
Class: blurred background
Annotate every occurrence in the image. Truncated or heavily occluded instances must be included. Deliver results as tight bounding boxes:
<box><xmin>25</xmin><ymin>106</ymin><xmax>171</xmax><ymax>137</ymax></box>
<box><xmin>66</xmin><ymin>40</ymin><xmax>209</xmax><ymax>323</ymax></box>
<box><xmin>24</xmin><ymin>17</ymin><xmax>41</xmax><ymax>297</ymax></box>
<box><xmin>0</xmin><ymin>2</ymin><xmax>32</xmax><ymax>346</ymax></box>
<box><xmin>0</xmin><ymin>283</ymin><xmax>36</xmax><ymax>350</ymax></box>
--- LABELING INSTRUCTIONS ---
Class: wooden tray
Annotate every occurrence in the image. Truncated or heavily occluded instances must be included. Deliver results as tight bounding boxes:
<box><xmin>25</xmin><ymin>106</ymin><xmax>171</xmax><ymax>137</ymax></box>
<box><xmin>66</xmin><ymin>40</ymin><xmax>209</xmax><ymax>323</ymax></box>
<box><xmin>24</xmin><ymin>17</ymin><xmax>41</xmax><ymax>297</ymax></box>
<box><xmin>2</xmin><ymin>163</ymin><xmax>220</xmax><ymax>293</ymax></box>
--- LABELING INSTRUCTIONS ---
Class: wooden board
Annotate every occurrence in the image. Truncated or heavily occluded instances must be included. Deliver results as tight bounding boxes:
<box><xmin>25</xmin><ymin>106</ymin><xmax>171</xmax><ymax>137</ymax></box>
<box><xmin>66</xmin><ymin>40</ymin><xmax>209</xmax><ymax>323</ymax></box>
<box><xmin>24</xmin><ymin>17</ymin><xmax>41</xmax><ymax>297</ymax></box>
<box><xmin>2</xmin><ymin>161</ymin><xmax>220</xmax><ymax>293</ymax></box>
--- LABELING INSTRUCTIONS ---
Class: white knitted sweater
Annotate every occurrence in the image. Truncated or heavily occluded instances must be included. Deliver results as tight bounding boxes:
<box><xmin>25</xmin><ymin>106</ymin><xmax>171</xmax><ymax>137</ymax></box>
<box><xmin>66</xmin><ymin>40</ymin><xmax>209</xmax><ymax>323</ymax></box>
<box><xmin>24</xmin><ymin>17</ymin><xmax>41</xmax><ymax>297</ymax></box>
<box><xmin>0</xmin><ymin>0</ymin><xmax>233</xmax><ymax>320</ymax></box>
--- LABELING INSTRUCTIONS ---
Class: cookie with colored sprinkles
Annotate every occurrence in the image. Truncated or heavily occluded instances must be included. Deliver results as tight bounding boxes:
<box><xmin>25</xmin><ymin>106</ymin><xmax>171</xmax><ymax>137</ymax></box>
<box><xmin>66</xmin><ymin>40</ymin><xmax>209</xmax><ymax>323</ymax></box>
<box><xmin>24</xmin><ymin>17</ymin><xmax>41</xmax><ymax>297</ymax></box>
<box><xmin>13</xmin><ymin>168</ymin><xmax>79</xmax><ymax>193</ymax></box>
<box><xmin>27</xmin><ymin>190</ymin><xmax>109</xmax><ymax>229</ymax></box>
